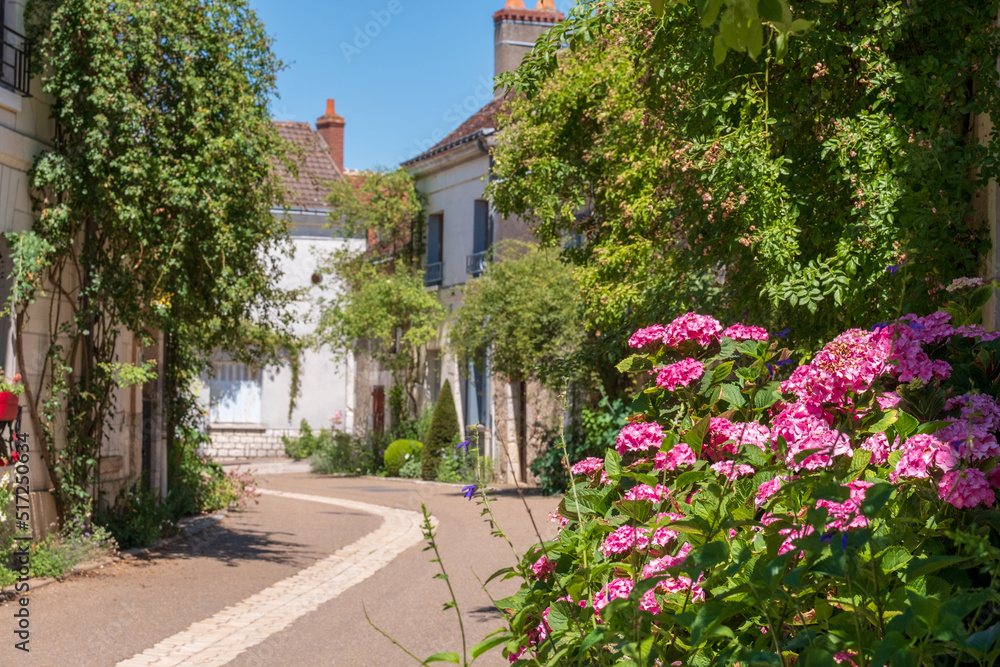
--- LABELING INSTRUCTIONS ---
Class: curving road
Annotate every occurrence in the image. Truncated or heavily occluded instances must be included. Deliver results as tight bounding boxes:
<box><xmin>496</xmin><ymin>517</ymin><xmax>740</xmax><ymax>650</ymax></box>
<box><xmin>0</xmin><ymin>467</ymin><xmax>560</xmax><ymax>666</ymax></box>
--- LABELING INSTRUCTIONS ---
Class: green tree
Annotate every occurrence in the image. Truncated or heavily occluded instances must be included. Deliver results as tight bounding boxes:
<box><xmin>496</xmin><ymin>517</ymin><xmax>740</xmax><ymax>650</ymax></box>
<box><xmin>315</xmin><ymin>168</ymin><xmax>445</xmax><ymax>421</ymax></box>
<box><xmin>490</xmin><ymin>0</ymin><xmax>1000</xmax><ymax>362</ymax></box>
<box><xmin>15</xmin><ymin>0</ymin><xmax>295</xmax><ymax>521</ymax></box>
<box><xmin>420</xmin><ymin>379</ymin><xmax>459</xmax><ymax>481</ymax></box>
<box><xmin>450</xmin><ymin>241</ymin><xmax>581</xmax><ymax>479</ymax></box>
<box><xmin>316</xmin><ymin>169</ymin><xmax>444</xmax><ymax>426</ymax></box>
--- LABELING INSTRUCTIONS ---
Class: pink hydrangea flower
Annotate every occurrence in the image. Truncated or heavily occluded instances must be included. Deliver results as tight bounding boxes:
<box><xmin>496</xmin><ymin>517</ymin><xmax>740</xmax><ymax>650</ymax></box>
<box><xmin>623</xmin><ymin>483</ymin><xmax>669</xmax><ymax>502</ymax></box>
<box><xmin>656</xmin><ymin>358</ymin><xmax>705</xmax><ymax>391</ymax></box>
<box><xmin>876</xmin><ymin>392</ymin><xmax>902</xmax><ymax>410</ymax></box>
<box><xmin>781</xmin><ymin>328</ymin><xmax>892</xmax><ymax>405</ymax></box>
<box><xmin>815</xmin><ymin>480</ymin><xmax>873</xmax><ymax>531</ymax></box>
<box><xmin>530</xmin><ymin>555</ymin><xmax>556</xmax><ymax>580</ymax></box>
<box><xmin>642</xmin><ymin>542</ymin><xmax>693</xmax><ymax>577</ymax></box>
<box><xmin>629</xmin><ymin>324</ymin><xmax>667</xmax><ymax>349</ymax></box>
<box><xmin>593</xmin><ymin>577</ymin><xmax>634</xmax><ymax>615</ymax></box>
<box><xmin>655</xmin><ymin>444</ymin><xmax>696</xmax><ymax>471</ymax></box>
<box><xmin>771</xmin><ymin>402</ymin><xmax>851</xmax><ymax>470</ymax></box>
<box><xmin>707</xmin><ymin>418</ymin><xmax>770</xmax><ymax>458</ymax></box>
<box><xmin>661</xmin><ymin>312</ymin><xmax>723</xmax><ymax>348</ymax></box>
<box><xmin>778</xmin><ymin>523</ymin><xmax>815</xmax><ymax>556</ymax></box>
<box><xmin>889</xmin><ymin>314</ymin><xmax>954</xmax><ymax>382</ymax></box>
<box><xmin>600</xmin><ymin>514</ymin><xmax>684</xmax><ymax>558</ymax></box>
<box><xmin>570</xmin><ymin>457</ymin><xmax>604</xmax><ymax>477</ymax></box>
<box><xmin>834</xmin><ymin>652</ymin><xmax>859</xmax><ymax>667</ymax></box>
<box><xmin>616</xmin><ymin>421</ymin><xmax>665</xmax><ymax>456</ymax></box>
<box><xmin>721</xmin><ymin>324</ymin><xmax>769</xmax><ymax>341</ymax></box>
<box><xmin>711</xmin><ymin>460</ymin><xmax>755</xmax><ymax>481</ymax></box>
<box><xmin>936</xmin><ymin>420</ymin><xmax>1000</xmax><ymax>462</ymax></box>
<box><xmin>657</xmin><ymin>575</ymin><xmax>706</xmax><ymax>603</ymax></box>
<box><xmin>861</xmin><ymin>431</ymin><xmax>898</xmax><ymax>465</ymax></box>
<box><xmin>755</xmin><ymin>475</ymin><xmax>787</xmax><ymax>507</ymax></box>
<box><xmin>892</xmin><ymin>433</ymin><xmax>955</xmax><ymax>481</ymax></box>
<box><xmin>938</xmin><ymin>468</ymin><xmax>996</xmax><ymax>509</ymax></box>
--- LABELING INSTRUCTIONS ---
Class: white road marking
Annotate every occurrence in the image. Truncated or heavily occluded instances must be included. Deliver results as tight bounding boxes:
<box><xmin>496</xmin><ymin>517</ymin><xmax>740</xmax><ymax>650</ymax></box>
<box><xmin>117</xmin><ymin>489</ymin><xmax>427</xmax><ymax>667</ymax></box>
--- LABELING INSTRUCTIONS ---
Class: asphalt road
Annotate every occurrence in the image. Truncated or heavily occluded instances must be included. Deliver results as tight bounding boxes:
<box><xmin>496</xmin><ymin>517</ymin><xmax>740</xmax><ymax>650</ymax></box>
<box><xmin>0</xmin><ymin>470</ymin><xmax>560</xmax><ymax>666</ymax></box>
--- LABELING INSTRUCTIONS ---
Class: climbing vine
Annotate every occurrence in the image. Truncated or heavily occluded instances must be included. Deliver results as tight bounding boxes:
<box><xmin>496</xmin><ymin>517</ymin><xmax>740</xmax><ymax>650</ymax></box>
<box><xmin>14</xmin><ymin>0</ymin><xmax>296</xmax><ymax>522</ymax></box>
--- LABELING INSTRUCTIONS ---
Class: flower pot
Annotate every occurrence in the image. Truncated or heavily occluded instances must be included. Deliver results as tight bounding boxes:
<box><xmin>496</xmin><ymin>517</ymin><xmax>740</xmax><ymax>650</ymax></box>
<box><xmin>0</xmin><ymin>392</ymin><xmax>18</xmax><ymax>421</ymax></box>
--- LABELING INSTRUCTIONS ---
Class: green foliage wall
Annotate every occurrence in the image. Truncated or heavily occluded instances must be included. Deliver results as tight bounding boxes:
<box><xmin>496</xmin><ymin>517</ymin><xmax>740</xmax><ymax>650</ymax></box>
<box><xmin>421</xmin><ymin>379</ymin><xmax>459</xmax><ymax>481</ymax></box>
<box><xmin>491</xmin><ymin>0</ymin><xmax>1000</xmax><ymax>359</ymax></box>
<box><xmin>16</xmin><ymin>0</ymin><xmax>295</xmax><ymax>520</ymax></box>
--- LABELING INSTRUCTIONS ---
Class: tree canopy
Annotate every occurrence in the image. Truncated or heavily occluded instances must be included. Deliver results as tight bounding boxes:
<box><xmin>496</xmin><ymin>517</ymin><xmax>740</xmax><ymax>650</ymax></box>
<box><xmin>490</xmin><ymin>0</ymin><xmax>1000</xmax><ymax>363</ymax></box>
<box><xmin>16</xmin><ymin>0</ymin><xmax>295</xmax><ymax>519</ymax></box>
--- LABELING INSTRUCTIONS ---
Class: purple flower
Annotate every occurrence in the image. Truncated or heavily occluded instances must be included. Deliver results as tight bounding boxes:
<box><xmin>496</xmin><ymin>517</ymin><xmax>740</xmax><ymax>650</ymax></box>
<box><xmin>886</xmin><ymin>265</ymin><xmax>899</xmax><ymax>276</ymax></box>
<box><xmin>461</xmin><ymin>484</ymin><xmax>477</xmax><ymax>500</ymax></box>
<box><xmin>774</xmin><ymin>328</ymin><xmax>790</xmax><ymax>339</ymax></box>
<box><xmin>455</xmin><ymin>440</ymin><xmax>471</xmax><ymax>454</ymax></box>
<box><xmin>870</xmin><ymin>322</ymin><xmax>888</xmax><ymax>332</ymax></box>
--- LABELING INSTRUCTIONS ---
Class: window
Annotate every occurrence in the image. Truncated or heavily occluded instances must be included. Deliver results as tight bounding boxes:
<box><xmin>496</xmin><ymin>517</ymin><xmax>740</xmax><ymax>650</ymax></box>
<box><xmin>467</xmin><ymin>200</ymin><xmax>490</xmax><ymax>276</ymax></box>
<box><xmin>425</xmin><ymin>213</ymin><xmax>443</xmax><ymax>286</ymax></box>
<box><xmin>209</xmin><ymin>361</ymin><xmax>262</xmax><ymax>424</ymax></box>
<box><xmin>0</xmin><ymin>4</ymin><xmax>29</xmax><ymax>96</ymax></box>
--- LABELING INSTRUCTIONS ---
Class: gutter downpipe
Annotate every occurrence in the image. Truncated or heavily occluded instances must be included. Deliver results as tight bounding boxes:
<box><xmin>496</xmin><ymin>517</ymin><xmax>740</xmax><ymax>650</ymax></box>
<box><xmin>477</xmin><ymin>131</ymin><xmax>496</xmax><ymax>476</ymax></box>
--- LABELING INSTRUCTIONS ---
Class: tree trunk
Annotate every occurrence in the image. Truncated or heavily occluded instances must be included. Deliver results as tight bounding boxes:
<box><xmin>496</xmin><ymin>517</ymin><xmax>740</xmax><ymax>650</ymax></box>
<box><xmin>517</xmin><ymin>376</ymin><xmax>528</xmax><ymax>483</ymax></box>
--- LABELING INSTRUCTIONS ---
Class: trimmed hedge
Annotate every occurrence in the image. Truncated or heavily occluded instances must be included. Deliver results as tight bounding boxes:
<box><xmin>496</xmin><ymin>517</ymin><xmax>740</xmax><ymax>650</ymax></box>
<box><xmin>421</xmin><ymin>379</ymin><xmax>459</xmax><ymax>480</ymax></box>
<box><xmin>383</xmin><ymin>439</ymin><xmax>422</xmax><ymax>477</ymax></box>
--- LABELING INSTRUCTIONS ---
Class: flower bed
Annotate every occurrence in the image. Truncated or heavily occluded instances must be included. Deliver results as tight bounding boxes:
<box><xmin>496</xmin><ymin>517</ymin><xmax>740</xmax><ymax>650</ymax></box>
<box><xmin>496</xmin><ymin>310</ymin><xmax>1000</xmax><ymax>665</ymax></box>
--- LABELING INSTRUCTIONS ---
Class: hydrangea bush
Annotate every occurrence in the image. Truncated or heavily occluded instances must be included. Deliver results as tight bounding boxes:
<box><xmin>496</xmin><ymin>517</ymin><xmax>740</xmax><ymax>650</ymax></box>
<box><xmin>492</xmin><ymin>308</ymin><xmax>1000</xmax><ymax>666</ymax></box>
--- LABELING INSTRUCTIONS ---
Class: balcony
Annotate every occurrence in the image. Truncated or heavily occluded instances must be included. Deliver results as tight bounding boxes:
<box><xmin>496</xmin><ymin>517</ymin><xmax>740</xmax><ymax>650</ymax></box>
<box><xmin>466</xmin><ymin>251</ymin><xmax>488</xmax><ymax>277</ymax></box>
<box><xmin>0</xmin><ymin>10</ymin><xmax>29</xmax><ymax>96</ymax></box>
<box><xmin>424</xmin><ymin>262</ymin><xmax>443</xmax><ymax>287</ymax></box>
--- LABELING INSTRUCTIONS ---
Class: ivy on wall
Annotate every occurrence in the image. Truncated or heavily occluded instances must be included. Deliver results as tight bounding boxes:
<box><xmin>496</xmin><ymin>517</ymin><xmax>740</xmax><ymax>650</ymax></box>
<box><xmin>14</xmin><ymin>0</ymin><xmax>297</xmax><ymax>521</ymax></box>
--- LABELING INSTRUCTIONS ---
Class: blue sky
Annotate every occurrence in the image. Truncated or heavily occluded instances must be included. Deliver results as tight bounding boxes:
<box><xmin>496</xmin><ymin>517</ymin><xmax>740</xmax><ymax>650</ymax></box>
<box><xmin>248</xmin><ymin>0</ymin><xmax>575</xmax><ymax>171</ymax></box>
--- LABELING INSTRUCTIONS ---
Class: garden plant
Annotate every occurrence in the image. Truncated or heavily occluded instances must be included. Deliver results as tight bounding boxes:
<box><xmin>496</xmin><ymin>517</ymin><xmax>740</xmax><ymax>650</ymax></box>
<box><xmin>479</xmin><ymin>292</ymin><xmax>1000</xmax><ymax>666</ymax></box>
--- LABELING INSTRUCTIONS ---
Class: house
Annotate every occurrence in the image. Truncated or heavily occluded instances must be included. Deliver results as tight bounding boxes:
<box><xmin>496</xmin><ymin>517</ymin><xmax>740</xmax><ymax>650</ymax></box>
<box><xmin>201</xmin><ymin>101</ymin><xmax>364</xmax><ymax>460</ymax></box>
<box><xmin>399</xmin><ymin>0</ymin><xmax>564</xmax><ymax>484</ymax></box>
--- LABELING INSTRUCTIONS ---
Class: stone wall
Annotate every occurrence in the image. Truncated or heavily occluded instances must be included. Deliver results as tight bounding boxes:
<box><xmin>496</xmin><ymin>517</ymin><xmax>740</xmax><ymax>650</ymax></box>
<box><xmin>204</xmin><ymin>427</ymin><xmax>297</xmax><ymax>461</ymax></box>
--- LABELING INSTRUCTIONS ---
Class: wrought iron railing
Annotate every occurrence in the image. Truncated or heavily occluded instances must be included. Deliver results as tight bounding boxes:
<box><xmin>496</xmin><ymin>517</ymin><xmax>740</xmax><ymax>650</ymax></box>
<box><xmin>424</xmin><ymin>262</ymin><xmax>443</xmax><ymax>287</ymax></box>
<box><xmin>466</xmin><ymin>251</ymin><xmax>488</xmax><ymax>277</ymax></box>
<box><xmin>0</xmin><ymin>9</ymin><xmax>30</xmax><ymax>96</ymax></box>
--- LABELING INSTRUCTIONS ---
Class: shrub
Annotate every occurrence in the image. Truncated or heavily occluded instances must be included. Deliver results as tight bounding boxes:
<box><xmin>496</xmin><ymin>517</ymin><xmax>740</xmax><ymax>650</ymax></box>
<box><xmin>94</xmin><ymin>481</ymin><xmax>172</xmax><ymax>550</ymax></box>
<box><xmin>310</xmin><ymin>431</ymin><xmax>382</xmax><ymax>475</ymax></box>
<box><xmin>398</xmin><ymin>456</ymin><xmax>422</xmax><ymax>478</ymax></box>
<box><xmin>283</xmin><ymin>420</ymin><xmax>324</xmax><ymax>460</ymax></box>
<box><xmin>492</xmin><ymin>305</ymin><xmax>1000</xmax><ymax>665</ymax></box>
<box><xmin>421</xmin><ymin>379</ymin><xmax>459</xmax><ymax>481</ymax></box>
<box><xmin>384</xmin><ymin>439</ymin><xmax>423</xmax><ymax>477</ymax></box>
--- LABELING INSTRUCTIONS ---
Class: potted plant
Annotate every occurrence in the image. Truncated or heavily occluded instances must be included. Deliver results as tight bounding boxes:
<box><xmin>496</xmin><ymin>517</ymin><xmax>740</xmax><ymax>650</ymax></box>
<box><xmin>0</xmin><ymin>369</ymin><xmax>24</xmax><ymax>422</ymax></box>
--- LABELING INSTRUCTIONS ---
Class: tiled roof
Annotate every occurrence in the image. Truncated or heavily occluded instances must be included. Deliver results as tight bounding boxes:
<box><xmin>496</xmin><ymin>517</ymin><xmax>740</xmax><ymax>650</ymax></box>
<box><xmin>403</xmin><ymin>96</ymin><xmax>509</xmax><ymax>165</ymax></box>
<box><xmin>273</xmin><ymin>121</ymin><xmax>344</xmax><ymax>210</ymax></box>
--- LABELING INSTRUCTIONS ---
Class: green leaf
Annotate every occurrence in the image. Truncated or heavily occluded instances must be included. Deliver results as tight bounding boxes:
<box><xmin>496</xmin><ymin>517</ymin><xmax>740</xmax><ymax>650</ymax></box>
<box><xmin>864</xmin><ymin>409</ymin><xmax>898</xmax><ymax>434</ymax></box>
<box><xmin>860</xmin><ymin>482</ymin><xmax>895</xmax><ymax>517</ymax></box>
<box><xmin>697</xmin><ymin>0</ymin><xmax>725</xmax><ymax>27</ymax></box>
<box><xmin>684</xmin><ymin>415</ymin><xmax>711</xmax><ymax>454</ymax></box>
<box><xmin>649</xmin><ymin>0</ymin><xmax>666</xmax><ymax>17</ymax></box>
<box><xmin>879</xmin><ymin>546</ymin><xmax>913</xmax><ymax>573</ymax></box>
<box><xmin>906</xmin><ymin>555</ymin><xmax>968</xmax><ymax>580</ymax></box>
<box><xmin>721</xmin><ymin>383</ymin><xmax>746</xmax><ymax>407</ymax></box>
<box><xmin>757</xmin><ymin>0</ymin><xmax>784</xmax><ymax>23</ymax></box>
<box><xmin>713</xmin><ymin>34</ymin><xmax>728</xmax><ymax>66</ymax></box>
<box><xmin>423</xmin><ymin>652</ymin><xmax>460</xmax><ymax>664</ymax></box>
<box><xmin>895</xmin><ymin>411</ymin><xmax>919</xmax><ymax>438</ymax></box>
<box><xmin>617</xmin><ymin>354</ymin><xmax>653</xmax><ymax>373</ymax></box>
<box><xmin>472</xmin><ymin>633</ymin><xmax>509</xmax><ymax>659</ymax></box>
<box><xmin>605</xmin><ymin>448</ymin><xmax>623</xmax><ymax>477</ymax></box>
<box><xmin>712</xmin><ymin>360</ymin><xmax>735</xmax><ymax>383</ymax></box>
<box><xmin>789</xmin><ymin>18</ymin><xmax>813</xmax><ymax>33</ymax></box>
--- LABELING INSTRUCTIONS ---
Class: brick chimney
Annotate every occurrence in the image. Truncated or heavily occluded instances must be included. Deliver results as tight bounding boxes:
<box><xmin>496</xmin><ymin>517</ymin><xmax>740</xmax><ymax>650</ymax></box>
<box><xmin>493</xmin><ymin>0</ymin><xmax>563</xmax><ymax>80</ymax></box>
<box><xmin>316</xmin><ymin>99</ymin><xmax>346</xmax><ymax>173</ymax></box>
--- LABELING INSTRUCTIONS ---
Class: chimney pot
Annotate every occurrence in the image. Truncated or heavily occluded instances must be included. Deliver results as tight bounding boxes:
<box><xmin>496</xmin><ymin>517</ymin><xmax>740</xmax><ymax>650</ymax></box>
<box><xmin>535</xmin><ymin>0</ymin><xmax>556</xmax><ymax>9</ymax></box>
<box><xmin>504</xmin><ymin>0</ymin><xmax>525</xmax><ymax>6</ymax></box>
<box><xmin>316</xmin><ymin>99</ymin><xmax>346</xmax><ymax>173</ymax></box>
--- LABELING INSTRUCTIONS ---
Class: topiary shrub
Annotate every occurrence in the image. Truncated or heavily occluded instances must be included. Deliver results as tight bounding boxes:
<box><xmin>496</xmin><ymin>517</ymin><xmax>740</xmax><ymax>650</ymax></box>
<box><xmin>384</xmin><ymin>439</ymin><xmax>423</xmax><ymax>477</ymax></box>
<box><xmin>421</xmin><ymin>379</ymin><xmax>459</xmax><ymax>481</ymax></box>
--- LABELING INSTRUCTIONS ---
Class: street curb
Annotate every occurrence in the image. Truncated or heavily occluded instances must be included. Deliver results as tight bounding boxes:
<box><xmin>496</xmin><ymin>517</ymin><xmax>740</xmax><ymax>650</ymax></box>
<box><xmin>0</xmin><ymin>510</ymin><xmax>228</xmax><ymax>599</ymax></box>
